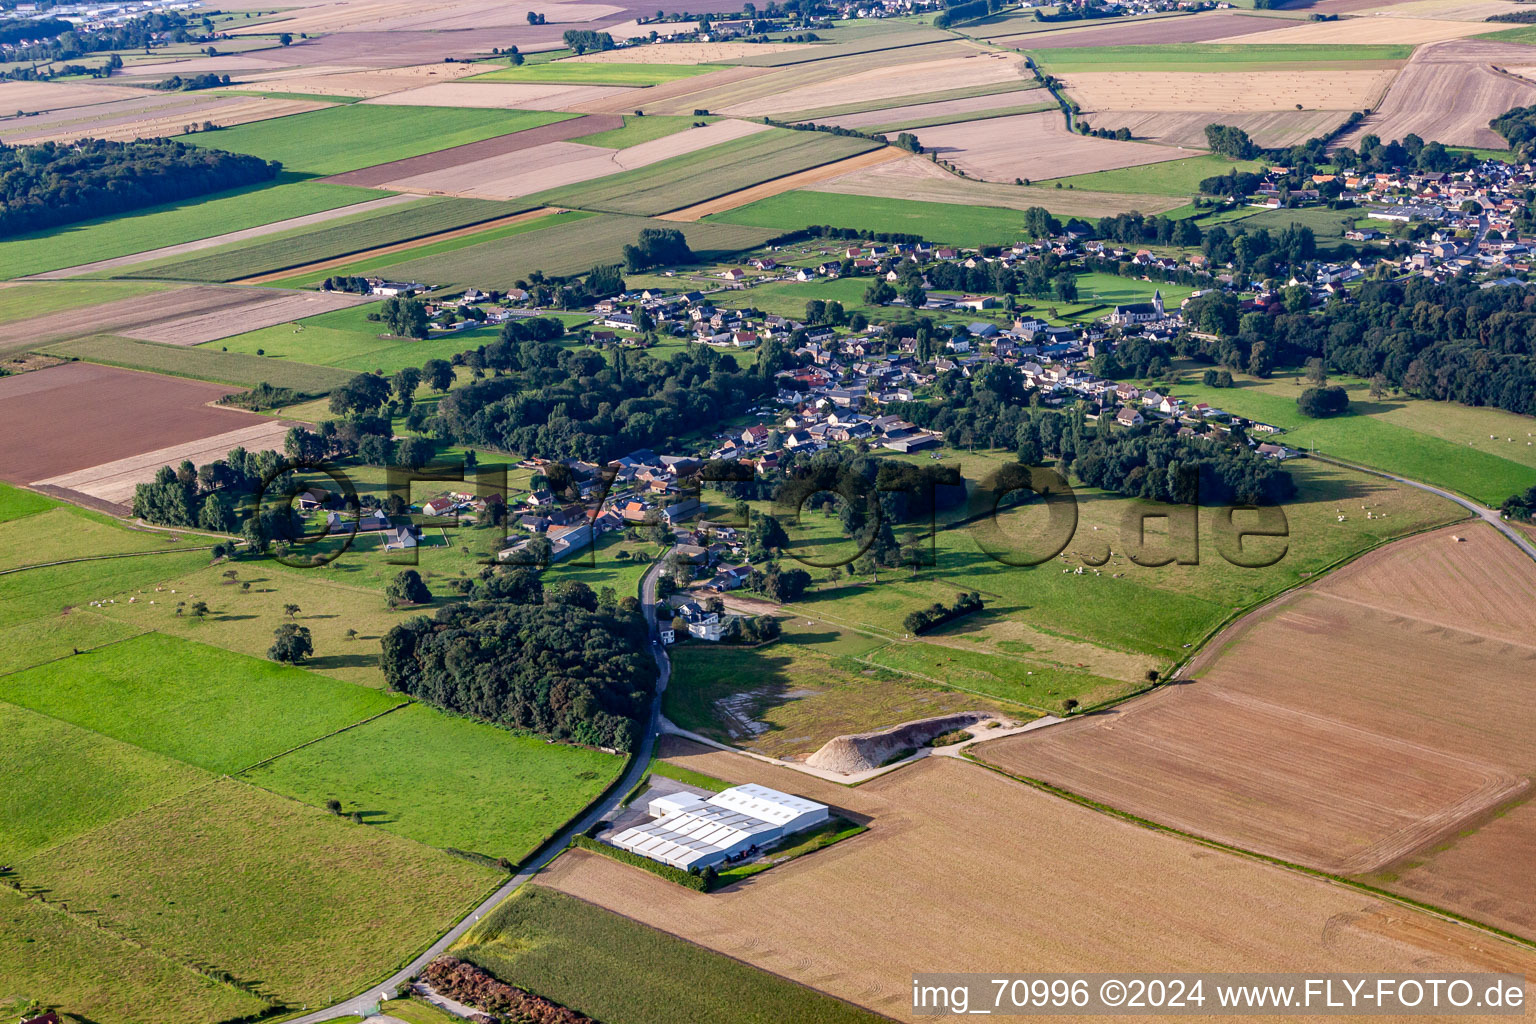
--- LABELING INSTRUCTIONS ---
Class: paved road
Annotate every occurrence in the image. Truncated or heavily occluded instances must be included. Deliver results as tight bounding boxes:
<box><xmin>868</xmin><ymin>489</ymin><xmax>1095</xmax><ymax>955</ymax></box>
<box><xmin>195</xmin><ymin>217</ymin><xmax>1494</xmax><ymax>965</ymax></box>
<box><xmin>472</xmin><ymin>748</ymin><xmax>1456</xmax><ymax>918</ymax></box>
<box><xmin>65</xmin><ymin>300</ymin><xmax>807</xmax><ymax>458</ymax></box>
<box><xmin>289</xmin><ymin>551</ymin><xmax>675</xmax><ymax>1024</ymax></box>
<box><xmin>1310</xmin><ymin>454</ymin><xmax>1536</xmax><ymax>564</ymax></box>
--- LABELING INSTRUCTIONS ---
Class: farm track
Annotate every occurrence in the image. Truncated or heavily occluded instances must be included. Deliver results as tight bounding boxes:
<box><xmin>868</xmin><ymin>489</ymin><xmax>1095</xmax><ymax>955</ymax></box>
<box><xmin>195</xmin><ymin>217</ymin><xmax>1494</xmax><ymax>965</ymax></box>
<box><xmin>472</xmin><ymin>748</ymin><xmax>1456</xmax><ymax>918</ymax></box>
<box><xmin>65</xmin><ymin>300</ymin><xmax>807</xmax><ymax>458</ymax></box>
<box><xmin>235</xmin><ymin>207</ymin><xmax>562</xmax><ymax>285</ymax></box>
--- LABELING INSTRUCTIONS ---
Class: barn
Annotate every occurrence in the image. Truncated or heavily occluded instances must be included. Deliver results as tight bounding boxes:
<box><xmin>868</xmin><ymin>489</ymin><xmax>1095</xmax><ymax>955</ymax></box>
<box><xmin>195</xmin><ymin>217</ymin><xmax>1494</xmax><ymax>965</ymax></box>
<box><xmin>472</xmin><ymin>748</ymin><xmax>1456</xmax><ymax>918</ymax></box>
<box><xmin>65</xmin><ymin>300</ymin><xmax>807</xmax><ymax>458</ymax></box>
<box><xmin>609</xmin><ymin>784</ymin><xmax>829</xmax><ymax>872</ymax></box>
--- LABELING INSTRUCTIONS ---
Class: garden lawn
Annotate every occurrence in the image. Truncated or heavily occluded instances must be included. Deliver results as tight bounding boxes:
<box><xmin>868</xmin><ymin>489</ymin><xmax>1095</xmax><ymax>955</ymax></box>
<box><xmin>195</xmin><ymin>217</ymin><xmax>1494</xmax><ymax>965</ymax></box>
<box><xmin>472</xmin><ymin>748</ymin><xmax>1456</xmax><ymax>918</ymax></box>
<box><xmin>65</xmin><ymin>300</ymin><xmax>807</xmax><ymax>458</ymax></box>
<box><xmin>0</xmin><ymin>887</ymin><xmax>268</xmax><ymax>1024</ymax></box>
<box><xmin>469</xmin><ymin>62</ymin><xmax>723</xmax><ymax>86</ymax></box>
<box><xmin>13</xmin><ymin>778</ymin><xmax>500</xmax><ymax>1007</ymax></box>
<box><xmin>1031</xmin><ymin>43</ymin><xmax>1412</xmax><ymax>73</ymax></box>
<box><xmin>244</xmin><ymin>703</ymin><xmax>622</xmax><ymax>862</ymax></box>
<box><xmin>0</xmin><ymin>179</ymin><xmax>378</xmax><ymax>279</ymax></box>
<box><xmin>1042</xmin><ymin>154</ymin><xmax>1266</xmax><ymax>196</ymax></box>
<box><xmin>0</xmin><ymin>632</ymin><xmax>401</xmax><ymax>773</ymax></box>
<box><xmin>1168</xmin><ymin>369</ymin><xmax>1536</xmax><ymax>505</ymax></box>
<box><xmin>183</xmin><ymin>106</ymin><xmax>574</xmax><ymax>175</ymax></box>
<box><xmin>454</xmin><ymin>885</ymin><xmax>885</xmax><ymax>1024</ymax></box>
<box><xmin>708</xmin><ymin>190</ymin><xmax>1036</xmax><ymax>247</ymax></box>
<box><xmin>0</xmin><ymin>701</ymin><xmax>211</xmax><ymax>861</ymax></box>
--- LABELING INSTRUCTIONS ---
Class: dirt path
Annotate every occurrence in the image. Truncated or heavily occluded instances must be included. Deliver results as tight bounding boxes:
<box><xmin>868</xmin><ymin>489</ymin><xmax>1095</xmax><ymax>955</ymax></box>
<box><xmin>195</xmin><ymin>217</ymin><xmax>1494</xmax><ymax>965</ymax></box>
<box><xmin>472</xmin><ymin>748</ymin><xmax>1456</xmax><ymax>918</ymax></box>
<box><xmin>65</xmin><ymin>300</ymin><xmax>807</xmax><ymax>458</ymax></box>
<box><xmin>22</xmin><ymin>194</ymin><xmax>424</xmax><ymax>281</ymax></box>
<box><xmin>658</xmin><ymin>146</ymin><xmax>905</xmax><ymax>221</ymax></box>
<box><xmin>235</xmin><ymin>207</ymin><xmax>561</xmax><ymax>284</ymax></box>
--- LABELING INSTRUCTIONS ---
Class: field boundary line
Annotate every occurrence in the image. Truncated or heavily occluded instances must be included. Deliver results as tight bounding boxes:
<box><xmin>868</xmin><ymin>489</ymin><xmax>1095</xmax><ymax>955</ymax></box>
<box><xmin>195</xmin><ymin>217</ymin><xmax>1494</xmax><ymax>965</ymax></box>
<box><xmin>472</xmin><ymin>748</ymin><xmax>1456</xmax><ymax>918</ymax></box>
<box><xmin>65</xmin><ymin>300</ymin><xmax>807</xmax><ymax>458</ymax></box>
<box><xmin>960</xmin><ymin>753</ymin><xmax>1536</xmax><ymax>953</ymax></box>
<box><xmin>236</xmin><ymin>699</ymin><xmax>412</xmax><ymax>776</ymax></box>
<box><xmin>0</xmin><ymin>623</ymin><xmax>156</xmax><ymax>682</ymax></box>
<box><xmin>0</xmin><ymin>544</ymin><xmax>218</xmax><ymax>577</ymax></box>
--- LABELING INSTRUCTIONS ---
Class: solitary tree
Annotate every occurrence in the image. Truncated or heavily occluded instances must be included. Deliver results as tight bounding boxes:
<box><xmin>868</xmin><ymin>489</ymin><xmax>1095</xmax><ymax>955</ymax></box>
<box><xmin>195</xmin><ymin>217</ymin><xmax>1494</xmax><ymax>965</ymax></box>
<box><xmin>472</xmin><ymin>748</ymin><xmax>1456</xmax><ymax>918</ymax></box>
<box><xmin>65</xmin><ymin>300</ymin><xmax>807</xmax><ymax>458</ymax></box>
<box><xmin>268</xmin><ymin>622</ymin><xmax>314</xmax><ymax>664</ymax></box>
<box><xmin>190</xmin><ymin>600</ymin><xmax>209</xmax><ymax>619</ymax></box>
<box><xmin>283</xmin><ymin>603</ymin><xmax>301</xmax><ymax>618</ymax></box>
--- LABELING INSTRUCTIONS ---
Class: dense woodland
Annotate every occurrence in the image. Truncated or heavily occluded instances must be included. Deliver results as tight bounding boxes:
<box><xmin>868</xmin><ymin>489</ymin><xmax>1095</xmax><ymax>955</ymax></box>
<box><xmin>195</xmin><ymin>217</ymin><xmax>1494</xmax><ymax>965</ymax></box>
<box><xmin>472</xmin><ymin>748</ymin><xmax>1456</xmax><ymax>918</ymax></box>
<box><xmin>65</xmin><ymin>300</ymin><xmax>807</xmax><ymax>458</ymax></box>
<box><xmin>0</xmin><ymin>139</ymin><xmax>279</xmax><ymax>237</ymax></box>
<box><xmin>429</xmin><ymin>340</ymin><xmax>776</xmax><ymax>462</ymax></box>
<box><xmin>132</xmin><ymin>446</ymin><xmax>304</xmax><ymax>550</ymax></box>
<box><xmin>381</xmin><ymin>595</ymin><xmax>657</xmax><ymax>750</ymax></box>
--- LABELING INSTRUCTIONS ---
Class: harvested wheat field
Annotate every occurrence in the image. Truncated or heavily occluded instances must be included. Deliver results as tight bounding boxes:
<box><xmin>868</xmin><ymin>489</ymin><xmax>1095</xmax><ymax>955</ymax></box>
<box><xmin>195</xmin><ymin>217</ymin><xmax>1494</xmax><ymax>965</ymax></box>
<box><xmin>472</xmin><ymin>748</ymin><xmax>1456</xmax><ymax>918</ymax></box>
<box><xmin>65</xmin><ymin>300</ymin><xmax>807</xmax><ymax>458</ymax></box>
<box><xmin>1355</xmin><ymin>0</ymin><xmax>1519</xmax><ymax>18</ymax></box>
<box><xmin>0</xmin><ymin>80</ymin><xmax>145</xmax><ymax>113</ymax></box>
<box><xmin>661</xmin><ymin>147</ymin><xmax>905</xmax><ymax>220</ymax></box>
<box><xmin>999</xmin><ymin>10</ymin><xmax>1289</xmax><ymax>49</ymax></box>
<box><xmin>1338</xmin><ymin>42</ymin><xmax>1536</xmax><ymax>149</ymax></box>
<box><xmin>0</xmin><ymin>93</ymin><xmax>330</xmax><ymax>145</ymax></box>
<box><xmin>1213</xmin><ymin>16</ymin><xmax>1508</xmax><ymax>45</ymax></box>
<box><xmin>114</xmin><ymin>55</ymin><xmax>296</xmax><ymax>78</ymax></box>
<box><xmin>572</xmin><ymin>64</ymin><xmax>778</xmax><ymax>115</ymax></box>
<box><xmin>0</xmin><ymin>285</ymin><xmax>291</xmax><ymax>353</ymax></box>
<box><xmin>814</xmin><ymin>152</ymin><xmax>1185</xmax><ymax>214</ymax></box>
<box><xmin>0</xmin><ymin>362</ymin><xmax>272</xmax><ymax>488</ymax></box>
<box><xmin>1061</xmin><ymin>68</ymin><xmax>1397</xmax><ymax>112</ymax></box>
<box><xmin>568</xmin><ymin>41</ymin><xmax>812</xmax><ymax>63</ymax></box>
<box><xmin>33</xmin><ymin>420</ymin><xmax>296</xmax><ymax>505</ymax></box>
<box><xmin>227</xmin><ymin>0</ymin><xmax>617</xmax><ymax>36</ymax></box>
<box><xmin>539</xmin><ymin>741</ymin><xmax>1536</xmax><ymax>1023</ymax></box>
<box><xmin>977</xmin><ymin>523</ymin><xmax>1536</xmax><ymax>937</ymax></box>
<box><xmin>720</xmin><ymin>50</ymin><xmax>1027</xmax><ymax>117</ymax></box>
<box><xmin>234</xmin><ymin>61</ymin><xmax>489</xmax><ymax>99</ymax></box>
<box><xmin>362</xmin><ymin>81</ymin><xmax>635</xmax><ymax>111</ymax></box>
<box><xmin>121</xmin><ymin>290</ymin><xmax>372</xmax><ymax>345</ymax></box>
<box><xmin>906</xmin><ymin>110</ymin><xmax>1188</xmax><ymax>182</ymax></box>
<box><xmin>377</xmin><ymin>119</ymin><xmax>770</xmax><ymax>199</ymax></box>
<box><xmin>1088</xmin><ymin>108</ymin><xmax>1352</xmax><ymax>147</ymax></box>
<box><xmin>805</xmin><ymin>91</ymin><xmax>1046</xmax><ymax>131</ymax></box>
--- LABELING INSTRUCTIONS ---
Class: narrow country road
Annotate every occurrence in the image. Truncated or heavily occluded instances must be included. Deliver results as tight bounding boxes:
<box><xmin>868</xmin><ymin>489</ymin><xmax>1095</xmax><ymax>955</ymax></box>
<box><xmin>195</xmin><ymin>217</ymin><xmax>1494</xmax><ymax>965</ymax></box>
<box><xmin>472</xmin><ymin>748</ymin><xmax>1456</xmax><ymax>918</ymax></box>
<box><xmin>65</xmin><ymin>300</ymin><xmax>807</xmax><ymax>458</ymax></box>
<box><xmin>1309</xmin><ymin>454</ymin><xmax>1536</xmax><ymax>564</ymax></box>
<box><xmin>288</xmin><ymin>550</ymin><xmax>675</xmax><ymax>1024</ymax></box>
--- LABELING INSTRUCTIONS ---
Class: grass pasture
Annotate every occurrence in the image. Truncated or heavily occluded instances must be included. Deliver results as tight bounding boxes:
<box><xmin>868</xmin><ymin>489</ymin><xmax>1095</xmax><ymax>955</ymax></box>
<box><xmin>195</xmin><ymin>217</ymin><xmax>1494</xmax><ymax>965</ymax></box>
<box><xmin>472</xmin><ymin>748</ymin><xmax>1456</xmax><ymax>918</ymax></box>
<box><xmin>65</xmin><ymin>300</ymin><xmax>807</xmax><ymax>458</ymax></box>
<box><xmin>0</xmin><ymin>701</ymin><xmax>210</xmax><ymax>862</ymax></box>
<box><xmin>0</xmin><ymin>481</ymin><xmax>60</xmax><ymax>522</ymax></box>
<box><xmin>0</xmin><ymin>506</ymin><xmax>198</xmax><ymax>572</ymax></box>
<box><xmin>0</xmin><ymin>179</ymin><xmax>379</xmax><ymax>280</ymax></box>
<box><xmin>468</xmin><ymin>62</ymin><xmax>723</xmax><ymax>86</ymax></box>
<box><xmin>1030</xmin><ymin>42</ymin><xmax>1413</xmax><ymax>73</ymax></box>
<box><xmin>244</xmin><ymin>702</ymin><xmax>622</xmax><ymax>862</ymax></box>
<box><xmin>531</xmin><ymin>129</ymin><xmax>881</xmax><ymax>216</ymax></box>
<box><xmin>708</xmin><ymin>190</ymin><xmax>1036</xmax><ymax>247</ymax></box>
<box><xmin>1167</xmin><ymin>369</ymin><xmax>1536</xmax><ymax>505</ymax></box>
<box><xmin>1042</xmin><ymin>154</ymin><xmax>1266</xmax><ymax>195</ymax></box>
<box><xmin>12</xmin><ymin>778</ymin><xmax>500</xmax><ymax>1007</ymax></box>
<box><xmin>0</xmin><ymin>887</ymin><xmax>268</xmax><ymax>1024</ymax></box>
<box><xmin>122</xmin><ymin>197</ymin><xmax>525</xmax><ymax>282</ymax></box>
<box><xmin>41</xmin><ymin>334</ymin><xmax>355</xmax><ymax>392</ymax></box>
<box><xmin>376</xmin><ymin>214</ymin><xmax>779</xmax><ymax>290</ymax></box>
<box><xmin>183</xmin><ymin>106</ymin><xmax>571</xmax><ymax>175</ymax></box>
<box><xmin>0</xmin><ymin>549</ymin><xmax>211</xmax><ymax>629</ymax></box>
<box><xmin>454</xmin><ymin>884</ymin><xmax>884</xmax><ymax>1024</ymax></box>
<box><xmin>0</xmin><ymin>280</ymin><xmax>169</xmax><ymax>324</ymax></box>
<box><xmin>0</xmin><ymin>632</ymin><xmax>401</xmax><ymax>773</ymax></box>
<box><xmin>213</xmin><ymin>302</ymin><xmax>503</xmax><ymax>375</ymax></box>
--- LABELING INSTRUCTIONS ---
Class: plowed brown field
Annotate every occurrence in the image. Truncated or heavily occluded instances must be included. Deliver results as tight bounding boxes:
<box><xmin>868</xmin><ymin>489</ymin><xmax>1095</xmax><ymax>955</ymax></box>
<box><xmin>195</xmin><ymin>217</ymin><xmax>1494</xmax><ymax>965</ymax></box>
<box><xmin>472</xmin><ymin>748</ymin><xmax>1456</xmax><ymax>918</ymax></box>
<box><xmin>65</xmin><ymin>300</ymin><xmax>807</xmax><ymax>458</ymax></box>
<box><xmin>539</xmin><ymin>740</ymin><xmax>1536</xmax><ymax>1023</ymax></box>
<box><xmin>1338</xmin><ymin>40</ymin><xmax>1536</xmax><ymax>149</ymax></box>
<box><xmin>975</xmin><ymin>523</ymin><xmax>1536</xmax><ymax>938</ymax></box>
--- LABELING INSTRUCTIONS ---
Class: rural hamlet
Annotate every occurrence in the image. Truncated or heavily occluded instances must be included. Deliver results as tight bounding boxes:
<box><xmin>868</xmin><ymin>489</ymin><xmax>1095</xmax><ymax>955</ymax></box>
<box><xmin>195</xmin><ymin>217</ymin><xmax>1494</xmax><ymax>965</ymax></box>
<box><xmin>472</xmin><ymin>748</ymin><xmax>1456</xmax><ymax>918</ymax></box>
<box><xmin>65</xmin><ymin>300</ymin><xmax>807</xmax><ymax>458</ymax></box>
<box><xmin>2</xmin><ymin>0</ymin><xmax>1535</xmax><ymax>1021</ymax></box>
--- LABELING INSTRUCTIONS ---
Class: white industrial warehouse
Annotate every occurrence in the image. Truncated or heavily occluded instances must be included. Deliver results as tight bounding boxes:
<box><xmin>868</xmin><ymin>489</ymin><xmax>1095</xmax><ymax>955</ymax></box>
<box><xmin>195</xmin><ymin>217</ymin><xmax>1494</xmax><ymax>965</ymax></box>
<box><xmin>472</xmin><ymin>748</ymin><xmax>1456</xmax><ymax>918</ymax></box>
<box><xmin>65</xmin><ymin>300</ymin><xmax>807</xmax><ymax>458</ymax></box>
<box><xmin>608</xmin><ymin>783</ymin><xmax>829</xmax><ymax>871</ymax></box>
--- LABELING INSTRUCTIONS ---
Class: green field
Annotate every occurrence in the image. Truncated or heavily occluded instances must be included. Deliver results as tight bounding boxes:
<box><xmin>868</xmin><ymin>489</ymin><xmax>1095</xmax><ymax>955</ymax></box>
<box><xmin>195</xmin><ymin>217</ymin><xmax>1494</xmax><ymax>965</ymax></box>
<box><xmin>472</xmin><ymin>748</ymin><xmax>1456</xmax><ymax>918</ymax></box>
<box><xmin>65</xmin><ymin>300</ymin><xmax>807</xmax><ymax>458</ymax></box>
<box><xmin>376</xmin><ymin>213</ymin><xmax>779</xmax><ymax>290</ymax></box>
<box><xmin>122</xmin><ymin>197</ymin><xmax>524</xmax><ymax>282</ymax></box>
<box><xmin>1071</xmin><ymin>271</ymin><xmax>1195</xmax><ymax>307</ymax></box>
<box><xmin>12</xmin><ymin>778</ymin><xmax>499</xmax><ymax>1007</ymax></box>
<box><xmin>0</xmin><ymin>179</ymin><xmax>380</xmax><ymax>279</ymax></box>
<box><xmin>664</xmin><ymin>640</ymin><xmax>1025</xmax><ymax>756</ymax></box>
<box><xmin>0</xmin><ymin>507</ymin><xmax>202</xmax><ymax>573</ymax></box>
<box><xmin>454</xmin><ymin>885</ymin><xmax>884</xmax><ymax>1024</ymax></box>
<box><xmin>1234</xmin><ymin>204</ymin><xmax>1369</xmax><ymax>242</ymax></box>
<box><xmin>244</xmin><ymin>702</ymin><xmax>621</xmax><ymax>861</ymax></box>
<box><xmin>214</xmin><ymin>302</ymin><xmax>502</xmax><ymax>373</ymax></box>
<box><xmin>183</xmin><ymin>106</ymin><xmax>573</xmax><ymax>175</ymax></box>
<box><xmin>713</xmin><ymin>273</ymin><xmax>881</xmax><ymax>317</ymax></box>
<box><xmin>0</xmin><ymin>548</ymin><xmax>211</xmax><ymax>629</ymax></box>
<box><xmin>0</xmin><ymin>701</ymin><xmax>210</xmax><ymax>861</ymax></box>
<box><xmin>0</xmin><ymin>481</ymin><xmax>61</xmax><ymax>523</ymax></box>
<box><xmin>571</xmin><ymin>114</ymin><xmax>717</xmax><ymax>148</ymax></box>
<box><xmin>531</xmin><ymin>130</ymin><xmax>881</xmax><ymax>216</ymax></box>
<box><xmin>469</xmin><ymin>61</ymin><xmax>723</xmax><ymax>85</ymax></box>
<box><xmin>1167</xmin><ymin>368</ymin><xmax>1536</xmax><ymax>505</ymax></box>
<box><xmin>1042</xmin><ymin>154</ymin><xmax>1266</xmax><ymax>196</ymax></box>
<box><xmin>0</xmin><ymin>280</ymin><xmax>169</xmax><ymax>324</ymax></box>
<box><xmin>0</xmin><ymin>632</ymin><xmax>401</xmax><ymax>773</ymax></box>
<box><xmin>1031</xmin><ymin>42</ymin><xmax>1412</xmax><ymax>73</ymax></box>
<box><xmin>0</xmin><ymin>887</ymin><xmax>267</xmax><ymax>1024</ymax></box>
<box><xmin>1466</xmin><ymin>23</ymin><xmax>1536</xmax><ymax>45</ymax></box>
<box><xmin>709</xmin><ymin>189</ymin><xmax>1036</xmax><ymax>247</ymax></box>
<box><xmin>274</xmin><ymin>209</ymin><xmax>585</xmax><ymax>287</ymax></box>
<box><xmin>42</xmin><ymin>334</ymin><xmax>355</xmax><ymax>392</ymax></box>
